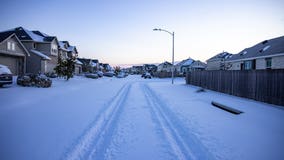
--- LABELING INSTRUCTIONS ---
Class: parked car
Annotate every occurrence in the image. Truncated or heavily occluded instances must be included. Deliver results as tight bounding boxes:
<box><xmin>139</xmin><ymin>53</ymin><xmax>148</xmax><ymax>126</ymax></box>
<box><xmin>96</xmin><ymin>71</ymin><xmax>103</xmax><ymax>77</ymax></box>
<box><xmin>144</xmin><ymin>72</ymin><xmax>152</xmax><ymax>79</ymax></box>
<box><xmin>85</xmin><ymin>73</ymin><xmax>99</xmax><ymax>79</ymax></box>
<box><xmin>0</xmin><ymin>64</ymin><xmax>13</xmax><ymax>87</ymax></box>
<box><xmin>103</xmin><ymin>71</ymin><xmax>114</xmax><ymax>77</ymax></box>
<box><xmin>116</xmin><ymin>72</ymin><xmax>126</xmax><ymax>78</ymax></box>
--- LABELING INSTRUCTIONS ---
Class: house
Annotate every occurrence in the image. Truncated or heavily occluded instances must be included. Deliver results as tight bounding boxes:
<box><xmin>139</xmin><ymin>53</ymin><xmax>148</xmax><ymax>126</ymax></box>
<box><xmin>188</xmin><ymin>60</ymin><xmax>207</xmax><ymax>71</ymax></box>
<box><xmin>74</xmin><ymin>59</ymin><xmax>83</xmax><ymax>74</ymax></box>
<box><xmin>131</xmin><ymin>66</ymin><xmax>143</xmax><ymax>74</ymax></box>
<box><xmin>0</xmin><ymin>27</ymin><xmax>59</xmax><ymax>74</ymax></box>
<box><xmin>77</xmin><ymin>58</ymin><xmax>93</xmax><ymax>73</ymax></box>
<box><xmin>0</xmin><ymin>32</ymin><xmax>30</xmax><ymax>75</ymax></box>
<box><xmin>180</xmin><ymin>60</ymin><xmax>206</xmax><ymax>74</ymax></box>
<box><xmin>175</xmin><ymin>58</ymin><xmax>194</xmax><ymax>74</ymax></box>
<box><xmin>91</xmin><ymin>59</ymin><xmax>99</xmax><ymax>71</ymax></box>
<box><xmin>102</xmin><ymin>63</ymin><xmax>112</xmax><ymax>72</ymax></box>
<box><xmin>206</xmin><ymin>51</ymin><xmax>232</xmax><ymax>70</ymax></box>
<box><xmin>143</xmin><ymin>64</ymin><xmax>157</xmax><ymax>74</ymax></box>
<box><xmin>58</xmin><ymin>41</ymin><xmax>69</xmax><ymax>60</ymax></box>
<box><xmin>226</xmin><ymin>36</ymin><xmax>284</xmax><ymax>70</ymax></box>
<box><xmin>157</xmin><ymin>61</ymin><xmax>172</xmax><ymax>72</ymax></box>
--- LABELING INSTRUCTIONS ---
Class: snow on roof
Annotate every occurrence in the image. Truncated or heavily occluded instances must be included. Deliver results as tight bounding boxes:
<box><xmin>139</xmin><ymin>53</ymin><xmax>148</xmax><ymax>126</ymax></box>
<box><xmin>24</xmin><ymin>28</ymin><xmax>45</xmax><ymax>42</ymax></box>
<box><xmin>75</xmin><ymin>59</ymin><xmax>83</xmax><ymax>65</ymax></box>
<box><xmin>30</xmin><ymin>49</ymin><xmax>51</xmax><ymax>60</ymax></box>
<box><xmin>182</xmin><ymin>59</ymin><xmax>194</xmax><ymax>66</ymax></box>
<box><xmin>68</xmin><ymin>46</ymin><xmax>75</xmax><ymax>52</ymax></box>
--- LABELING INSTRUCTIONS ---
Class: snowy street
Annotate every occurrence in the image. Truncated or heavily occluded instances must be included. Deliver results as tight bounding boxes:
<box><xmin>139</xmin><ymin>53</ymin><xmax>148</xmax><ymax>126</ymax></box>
<box><xmin>1</xmin><ymin>75</ymin><xmax>284</xmax><ymax>160</ymax></box>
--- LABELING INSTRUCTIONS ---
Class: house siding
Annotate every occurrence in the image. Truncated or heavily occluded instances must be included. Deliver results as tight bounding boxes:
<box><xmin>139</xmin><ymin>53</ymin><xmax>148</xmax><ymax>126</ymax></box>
<box><xmin>206</xmin><ymin>59</ymin><xmax>221</xmax><ymax>70</ymax></box>
<box><xmin>228</xmin><ymin>61</ymin><xmax>242</xmax><ymax>70</ymax></box>
<box><xmin>0</xmin><ymin>36</ymin><xmax>27</xmax><ymax>75</ymax></box>
<box><xmin>23</xmin><ymin>40</ymin><xmax>58</xmax><ymax>73</ymax></box>
<box><xmin>26</xmin><ymin>52</ymin><xmax>43</xmax><ymax>74</ymax></box>
<box><xmin>272</xmin><ymin>55</ymin><xmax>284</xmax><ymax>69</ymax></box>
<box><xmin>227</xmin><ymin>55</ymin><xmax>284</xmax><ymax>70</ymax></box>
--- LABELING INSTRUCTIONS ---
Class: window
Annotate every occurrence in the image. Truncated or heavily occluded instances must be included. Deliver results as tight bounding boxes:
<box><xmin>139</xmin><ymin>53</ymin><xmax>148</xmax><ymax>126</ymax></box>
<box><xmin>33</xmin><ymin>43</ymin><xmax>36</xmax><ymax>49</ymax></box>
<box><xmin>265</xmin><ymin>58</ymin><xmax>272</xmax><ymax>69</ymax></box>
<box><xmin>7</xmin><ymin>41</ymin><xmax>15</xmax><ymax>51</ymax></box>
<box><xmin>51</xmin><ymin>44</ymin><xmax>57</xmax><ymax>55</ymax></box>
<box><xmin>244</xmin><ymin>60</ymin><xmax>256</xmax><ymax>70</ymax></box>
<box><xmin>12</xmin><ymin>43</ymin><xmax>15</xmax><ymax>50</ymax></box>
<box><xmin>7</xmin><ymin>42</ymin><xmax>11</xmax><ymax>50</ymax></box>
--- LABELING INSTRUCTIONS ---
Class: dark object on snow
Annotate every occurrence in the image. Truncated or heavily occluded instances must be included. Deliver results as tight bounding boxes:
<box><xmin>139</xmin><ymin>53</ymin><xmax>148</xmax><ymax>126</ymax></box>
<box><xmin>211</xmin><ymin>101</ymin><xmax>243</xmax><ymax>115</ymax></box>
<box><xmin>45</xmin><ymin>72</ymin><xmax>57</xmax><ymax>78</ymax></box>
<box><xmin>196</xmin><ymin>88</ymin><xmax>205</xmax><ymax>93</ymax></box>
<box><xmin>17</xmin><ymin>74</ymin><xmax>52</xmax><ymax>88</ymax></box>
<box><xmin>85</xmin><ymin>73</ymin><xmax>99</xmax><ymax>79</ymax></box>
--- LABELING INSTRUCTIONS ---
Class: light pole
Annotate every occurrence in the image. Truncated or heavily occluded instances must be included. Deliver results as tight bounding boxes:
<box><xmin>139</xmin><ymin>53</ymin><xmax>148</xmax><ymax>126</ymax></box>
<box><xmin>153</xmin><ymin>28</ymin><xmax>175</xmax><ymax>84</ymax></box>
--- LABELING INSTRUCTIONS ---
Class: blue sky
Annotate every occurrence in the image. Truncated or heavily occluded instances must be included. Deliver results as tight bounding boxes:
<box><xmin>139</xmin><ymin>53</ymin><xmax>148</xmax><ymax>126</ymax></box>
<box><xmin>1</xmin><ymin>0</ymin><xmax>284</xmax><ymax>66</ymax></box>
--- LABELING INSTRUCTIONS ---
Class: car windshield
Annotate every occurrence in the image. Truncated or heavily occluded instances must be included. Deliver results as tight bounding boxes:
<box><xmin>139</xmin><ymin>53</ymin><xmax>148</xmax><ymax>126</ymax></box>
<box><xmin>0</xmin><ymin>65</ymin><xmax>12</xmax><ymax>74</ymax></box>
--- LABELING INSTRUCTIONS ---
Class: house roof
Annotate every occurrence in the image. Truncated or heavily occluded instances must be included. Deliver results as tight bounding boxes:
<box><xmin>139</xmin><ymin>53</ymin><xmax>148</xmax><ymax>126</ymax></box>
<box><xmin>30</xmin><ymin>49</ymin><xmax>51</xmax><ymax>60</ymax></box>
<box><xmin>0</xmin><ymin>31</ymin><xmax>14</xmax><ymax>42</ymax></box>
<box><xmin>0</xmin><ymin>27</ymin><xmax>57</xmax><ymax>43</ymax></box>
<box><xmin>158</xmin><ymin>61</ymin><xmax>172</xmax><ymax>66</ymax></box>
<box><xmin>207</xmin><ymin>52</ymin><xmax>233</xmax><ymax>62</ymax></box>
<box><xmin>77</xmin><ymin>58</ymin><xmax>92</xmax><ymax>65</ymax></box>
<box><xmin>75</xmin><ymin>59</ymin><xmax>83</xmax><ymax>65</ymax></box>
<box><xmin>227</xmin><ymin>35</ymin><xmax>284</xmax><ymax>62</ymax></box>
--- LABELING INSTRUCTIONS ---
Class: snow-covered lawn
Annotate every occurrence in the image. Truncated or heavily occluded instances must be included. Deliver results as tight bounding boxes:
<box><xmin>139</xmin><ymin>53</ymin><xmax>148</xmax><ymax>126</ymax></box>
<box><xmin>0</xmin><ymin>75</ymin><xmax>283</xmax><ymax>160</ymax></box>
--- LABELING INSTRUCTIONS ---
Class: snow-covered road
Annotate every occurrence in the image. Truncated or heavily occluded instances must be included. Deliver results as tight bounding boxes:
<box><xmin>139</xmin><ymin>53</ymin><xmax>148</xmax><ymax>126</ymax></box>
<box><xmin>1</xmin><ymin>75</ymin><xmax>284</xmax><ymax>160</ymax></box>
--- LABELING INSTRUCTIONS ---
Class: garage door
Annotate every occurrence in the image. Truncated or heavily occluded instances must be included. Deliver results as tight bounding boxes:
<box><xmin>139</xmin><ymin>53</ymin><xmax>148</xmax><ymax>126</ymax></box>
<box><xmin>0</xmin><ymin>55</ymin><xmax>19</xmax><ymax>75</ymax></box>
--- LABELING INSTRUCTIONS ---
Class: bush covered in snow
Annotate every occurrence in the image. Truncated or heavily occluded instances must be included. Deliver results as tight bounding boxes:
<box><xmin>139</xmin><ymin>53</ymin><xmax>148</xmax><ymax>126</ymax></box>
<box><xmin>17</xmin><ymin>74</ymin><xmax>52</xmax><ymax>88</ymax></box>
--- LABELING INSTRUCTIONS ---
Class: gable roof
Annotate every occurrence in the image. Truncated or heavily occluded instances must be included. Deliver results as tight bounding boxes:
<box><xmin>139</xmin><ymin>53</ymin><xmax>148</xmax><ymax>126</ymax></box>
<box><xmin>227</xmin><ymin>36</ymin><xmax>284</xmax><ymax>62</ymax></box>
<box><xmin>207</xmin><ymin>51</ymin><xmax>233</xmax><ymax>62</ymax></box>
<box><xmin>0</xmin><ymin>32</ymin><xmax>30</xmax><ymax>56</ymax></box>
<box><xmin>190</xmin><ymin>60</ymin><xmax>207</xmax><ymax>68</ymax></box>
<box><xmin>176</xmin><ymin>58</ymin><xmax>194</xmax><ymax>66</ymax></box>
<box><xmin>158</xmin><ymin>61</ymin><xmax>172</xmax><ymax>66</ymax></box>
<box><xmin>77</xmin><ymin>58</ymin><xmax>92</xmax><ymax>65</ymax></box>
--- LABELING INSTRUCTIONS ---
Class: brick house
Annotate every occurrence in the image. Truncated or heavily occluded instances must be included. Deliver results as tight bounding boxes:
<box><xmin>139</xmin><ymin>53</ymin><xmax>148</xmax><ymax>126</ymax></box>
<box><xmin>206</xmin><ymin>51</ymin><xmax>232</xmax><ymax>70</ymax></box>
<box><xmin>226</xmin><ymin>36</ymin><xmax>284</xmax><ymax>70</ymax></box>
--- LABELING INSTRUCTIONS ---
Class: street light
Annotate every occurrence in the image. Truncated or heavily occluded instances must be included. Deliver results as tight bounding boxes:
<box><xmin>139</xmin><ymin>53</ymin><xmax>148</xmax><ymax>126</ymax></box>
<box><xmin>153</xmin><ymin>28</ymin><xmax>175</xmax><ymax>84</ymax></box>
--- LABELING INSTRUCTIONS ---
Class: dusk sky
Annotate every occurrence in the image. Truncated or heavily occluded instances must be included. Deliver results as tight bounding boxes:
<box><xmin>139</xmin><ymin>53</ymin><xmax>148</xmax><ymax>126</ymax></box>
<box><xmin>1</xmin><ymin>0</ymin><xmax>283</xmax><ymax>66</ymax></box>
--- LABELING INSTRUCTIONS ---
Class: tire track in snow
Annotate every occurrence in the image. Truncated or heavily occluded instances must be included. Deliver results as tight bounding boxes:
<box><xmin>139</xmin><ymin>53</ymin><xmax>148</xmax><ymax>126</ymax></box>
<box><xmin>63</xmin><ymin>83</ymin><xmax>131</xmax><ymax>160</ymax></box>
<box><xmin>143</xmin><ymin>83</ymin><xmax>215</xmax><ymax>160</ymax></box>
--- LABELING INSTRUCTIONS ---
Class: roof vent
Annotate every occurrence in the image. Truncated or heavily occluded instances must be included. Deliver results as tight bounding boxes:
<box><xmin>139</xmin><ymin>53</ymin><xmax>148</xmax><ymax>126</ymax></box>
<box><xmin>262</xmin><ymin>40</ymin><xmax>268</xmax><ymax>45</ymax></box>
<box><xmin>259</xmin><ymin>46</ymin><xmax>270</xmax><ymax>53</ymax></box>
<box><xmin>241</xmin><ymin>51</ymin><xmax>247</xmax><ymax>56</ymax></box>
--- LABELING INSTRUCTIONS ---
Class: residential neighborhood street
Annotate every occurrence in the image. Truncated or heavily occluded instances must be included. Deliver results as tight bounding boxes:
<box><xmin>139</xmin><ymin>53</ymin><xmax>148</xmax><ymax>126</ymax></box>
<box><xmin>1</xmin><ymin>76</ymin><xmax>284</xmax><ymax>160</ymax></box>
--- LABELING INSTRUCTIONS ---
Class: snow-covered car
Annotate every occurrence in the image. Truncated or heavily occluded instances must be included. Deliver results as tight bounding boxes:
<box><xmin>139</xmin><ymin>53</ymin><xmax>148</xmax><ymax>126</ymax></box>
<box><xmin>103</xmin><ymin>71</ymin><xmax>114</xmax><ymax>77</ymax></box>
<box><xmin>0</xmin><ymin>64</ymin><xmax>13</xmax><ymax>87</ymax></box>
<box><xmin>96</xmin><ymin>71</ymin><xmax>103</xmax><ymax>77</ymax></box>
<box><xmin>116</xmin><ymin>72</ymin><xmax>126</xmax><ymax>78</ymax></box>
<box><xmin>144</xmin><ymin>72</ymin><xmax>152</xmax><ymax>79</ymax></box>
<box><xmin>85</xmin><ymin>73</ymin><xmax>99</xmax><ymax>79</ymax></box>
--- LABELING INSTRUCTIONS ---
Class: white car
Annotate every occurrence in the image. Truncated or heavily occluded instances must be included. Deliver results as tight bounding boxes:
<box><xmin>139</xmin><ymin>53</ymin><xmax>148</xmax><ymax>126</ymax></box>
<box><xmin>0</xmin><ymin>64</ymin><xmax>13</xmax><ymax>87</ymax></box>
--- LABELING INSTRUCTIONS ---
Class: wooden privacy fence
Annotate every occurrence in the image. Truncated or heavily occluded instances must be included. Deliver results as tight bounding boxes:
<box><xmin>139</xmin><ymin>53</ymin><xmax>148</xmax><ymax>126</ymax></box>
<box><xmin>186</xmin><ymin>70</ymin><xmax>284</xmax><ymax>106</ymax></box>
